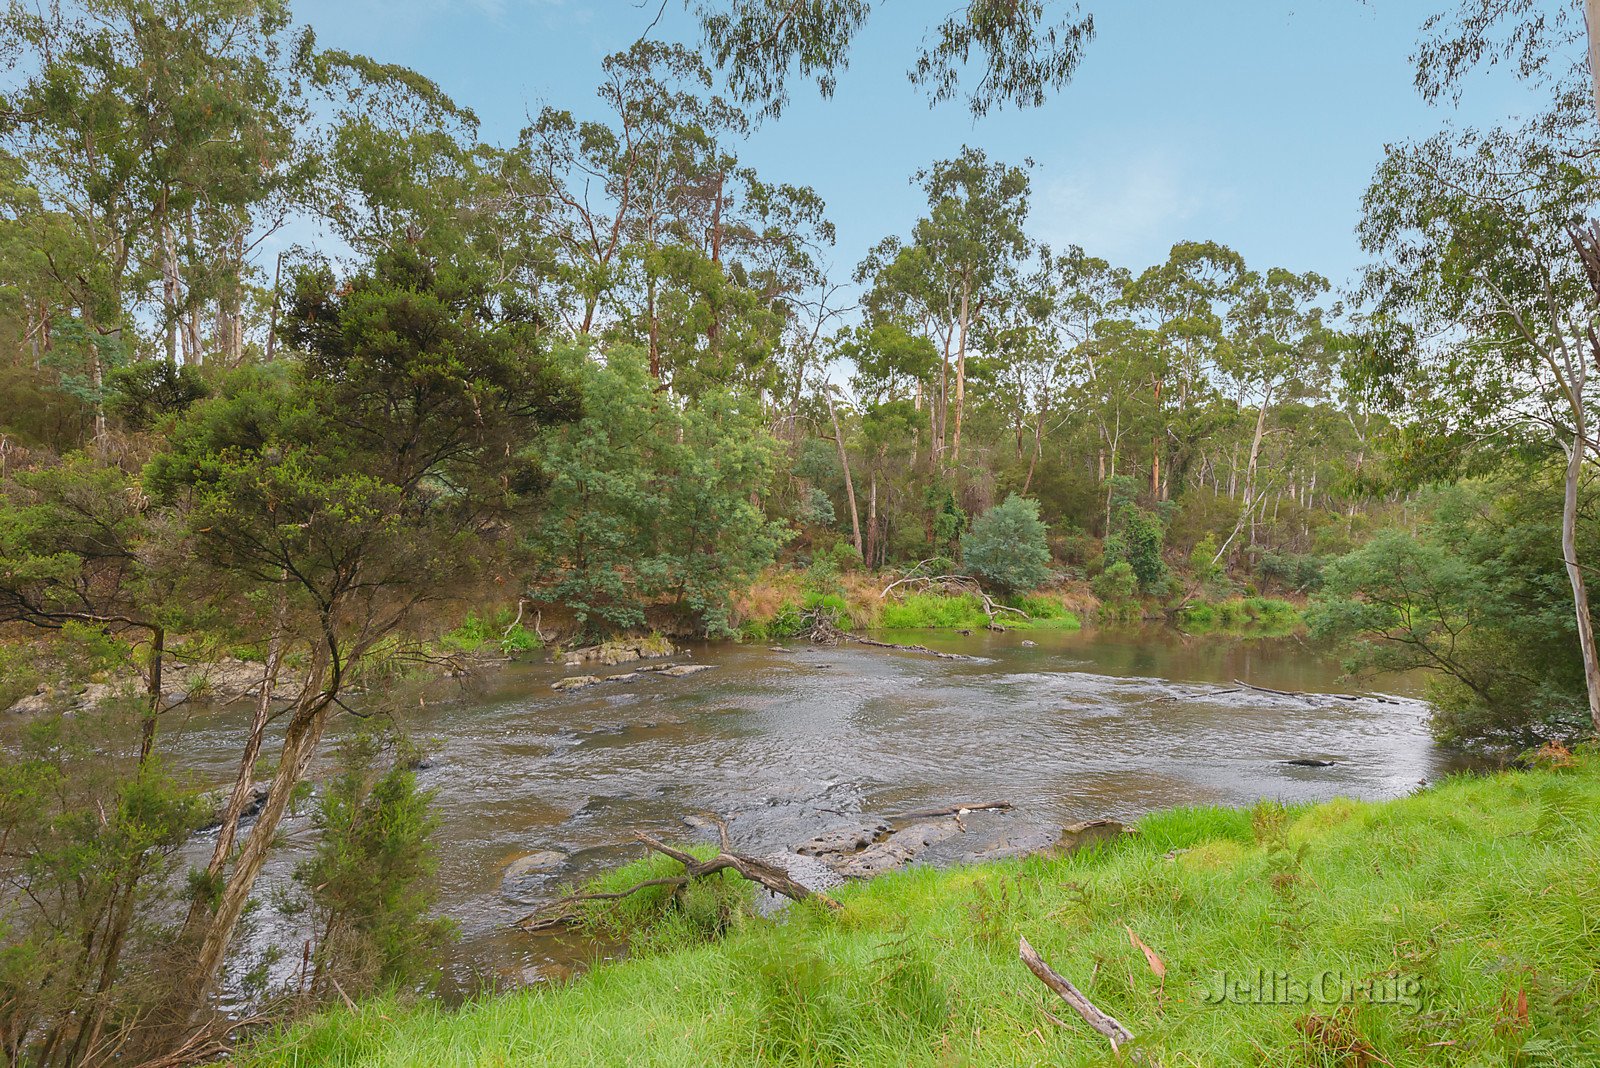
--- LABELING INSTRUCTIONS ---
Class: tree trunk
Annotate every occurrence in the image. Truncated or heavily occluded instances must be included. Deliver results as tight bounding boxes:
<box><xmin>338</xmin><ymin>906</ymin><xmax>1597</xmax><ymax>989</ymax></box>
<box><xmin>184</xmin><ymin>623</ymin><xmax>286</xmax><ymax>934</ymax></box>
<box><xmin>189</xmin><ymin>650</ymin><xmax>333</xmax><ymax>1008</ymax></box>
<box><xmin>1562</xmin><ymin>427</ymin><xmax>1600</xmax><ymax>733</ymax></box>
<box><xmin>952</xmin><ymin>274</ymin><xmax>970</xmax><ymax>465</ymax></box>
<box><xmin>822</xmin><ymin>386</ymin><xmax>863</xmax><ymax>558</ymax></box>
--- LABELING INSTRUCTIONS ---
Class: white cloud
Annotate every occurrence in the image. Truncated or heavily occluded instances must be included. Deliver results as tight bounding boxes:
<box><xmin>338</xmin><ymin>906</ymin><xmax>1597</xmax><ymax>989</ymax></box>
<box><xmin>1034</xmin><ymin>151</ymin><xmax>1231</xmax><ymax>269</ymax></box>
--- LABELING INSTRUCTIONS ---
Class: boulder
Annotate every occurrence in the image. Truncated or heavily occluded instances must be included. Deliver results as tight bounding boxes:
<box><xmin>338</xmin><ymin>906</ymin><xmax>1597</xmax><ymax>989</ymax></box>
<box><xmin>551</xmin><ymin>675</ymin><xmax>602</xmax><ymax>691</ymax></box>
<box><xmin>562</xmin><ymin>637</ymin><xmax>677</xmax><ymax>668</ymax></box>
<box><xmin>502</xmin><ymin>849</ymin><xmax>567</xmax><ymax>883</ymax></box>
<box><xmin>828</xmin><ymin>820</ymin><xmax>965</xmax><ymax>879</ymax></box>
<box><xmin>660</xmin><ymin>664</ymin><xmax>715</xmax><ymax>678</ymax></box>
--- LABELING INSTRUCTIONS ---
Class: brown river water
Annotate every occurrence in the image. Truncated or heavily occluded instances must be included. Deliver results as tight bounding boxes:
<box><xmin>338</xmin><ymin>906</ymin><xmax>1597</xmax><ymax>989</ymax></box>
<box><xmin>146</xmin><ymin>626</ymin><xmax>1459</xmax><ymax>999</ymax></box>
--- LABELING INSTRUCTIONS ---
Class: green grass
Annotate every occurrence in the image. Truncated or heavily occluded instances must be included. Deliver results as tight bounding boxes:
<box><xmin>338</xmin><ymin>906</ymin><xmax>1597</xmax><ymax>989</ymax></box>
<box><xmin>1180</xmin><ymin>596</ymin><xmax>1301</xmax><ymax>635</ymax></box>
<box><xmin>877</xmin><ymin>592</ymin><xmax>1080</xmax><ymax>632</ymax></box>
<box><xmin>239</xmin><ymin>751</ymin><xmax>1600</xmax><ymax>1067</ymax></box>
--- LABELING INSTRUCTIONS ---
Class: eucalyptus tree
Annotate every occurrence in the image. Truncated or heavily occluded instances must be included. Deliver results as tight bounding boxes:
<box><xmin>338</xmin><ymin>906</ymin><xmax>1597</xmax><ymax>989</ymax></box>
<box><xmin>859</xmin><ymin>148</ymin><xmax>1032</xmax><ymax>469</ymax></box>
<box><xmin>1122</xmin><ymin>241</ymin><xmax>1245</xmax><ymax>500</ymax></box>
<box><xmin>525</xmin><ymin>41</ymin><xmax>830</xmax><ymax>389</ymax></box>
<box><xmin>0</xmin><ymin>0</ymin><xmax>313</xmax><ymax>380</ymax></box>
<box><xmin>1223</xmin><ymin>267</ymin><xmax>1337</xmax><ymax>551</ymax></box>
<box><xmin>691</xmin><ymin>0</ymin><xmax>1096</xmax><ymax>118</ymax></box>
<box><xmin>1359</xmin><ymin>120</ymin><xmax>1600</xmax><ymax>733</ymax></box>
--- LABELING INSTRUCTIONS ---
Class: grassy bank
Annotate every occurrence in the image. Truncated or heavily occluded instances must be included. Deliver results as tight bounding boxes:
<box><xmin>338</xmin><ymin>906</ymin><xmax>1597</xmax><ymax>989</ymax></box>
<box><xmin>241</xmin><ymin>751</ymin><xmax>1600</xmax><ymax>1067</ymax></box>
<box><xmin>1177</xmin><ymin>595</ymin><xmax>1302</xmax><ymax>635</ymax></box>
<box><xmin>733</xmin><ymin>570</ymin><xmax>1089</xmax><ymax>641</ymax></box>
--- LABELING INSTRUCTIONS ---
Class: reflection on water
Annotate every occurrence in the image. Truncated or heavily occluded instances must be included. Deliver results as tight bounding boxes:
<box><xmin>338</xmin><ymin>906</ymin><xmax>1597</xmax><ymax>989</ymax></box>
<box><xmin>135</xmin><ymin>627</ymin><xmax>1461</xmax><ymax>993</ymax></box>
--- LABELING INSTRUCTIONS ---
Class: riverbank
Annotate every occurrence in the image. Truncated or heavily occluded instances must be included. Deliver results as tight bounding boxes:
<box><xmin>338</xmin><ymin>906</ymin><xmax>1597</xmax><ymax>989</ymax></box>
<box><xmin>238</xmin><ymin>748</ymin><xmax>1599</xmax><ymax>1067</ymax></box>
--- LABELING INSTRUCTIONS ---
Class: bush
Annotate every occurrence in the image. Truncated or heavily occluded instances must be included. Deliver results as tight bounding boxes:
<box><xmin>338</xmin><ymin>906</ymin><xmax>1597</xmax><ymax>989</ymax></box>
<box><xmin>1092</xmin><ymin>560</ymin><xmax>1139</xmax><ymax>618</ymax></box>
<box><xmin>960</xmin><ymin>494</ymin><xmax>1051</xmax><ymax>594</ymax></box>
<box><xmin>293</xmin><ymin>731</ymin><xmax>454</xmax><ymax>1000</ymax></box>
<box><xmin>1106</xmin><ymin>504</ymin><xmax>1168</xmax><ymax>592</ymax></box>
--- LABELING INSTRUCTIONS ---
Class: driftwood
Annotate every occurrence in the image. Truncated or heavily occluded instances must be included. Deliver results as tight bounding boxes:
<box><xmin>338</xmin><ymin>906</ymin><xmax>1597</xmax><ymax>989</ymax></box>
<box><xmin>894</xmin><ymin>800</ymin><xmax>1012</xmax><ymax>820</ymax></box>
<box><xmin>1019</xmin><ymin>936</ymin><xmax>1134</xmax><ymax>1050</ymax></box>
<box><xmin>515</xmin><ymin>817</ymin><xmax>839</xmax><ymax>932</ymax></box>
<box><xmin>1232</xmin><ymin>678</ymin><xmax>1405</xmax><ymax>705</ymax></box>
<box><xmin>802</xmin><ymin>611</ymin><xmax>976</xmax><ymax>660</ymax></box>
<box><xmin>878</xmin><ymin>572</ymin><xmax>1028</xmax><ymax>630</ymax></box>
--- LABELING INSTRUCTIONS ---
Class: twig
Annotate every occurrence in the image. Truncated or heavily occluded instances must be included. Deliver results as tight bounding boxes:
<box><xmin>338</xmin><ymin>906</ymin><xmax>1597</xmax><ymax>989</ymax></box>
<box><xmin>1019</xmin><ymin>936</ymin><xmax>1134</xmax><ymax>1051</ymax></box>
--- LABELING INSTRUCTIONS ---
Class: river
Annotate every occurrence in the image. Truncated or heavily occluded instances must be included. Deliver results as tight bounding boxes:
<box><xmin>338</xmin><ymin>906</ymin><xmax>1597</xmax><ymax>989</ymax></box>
<box><xmin>152</xmin><ymin>625</ymin><xmax>1459</xmax><ymax>998</ymax></box>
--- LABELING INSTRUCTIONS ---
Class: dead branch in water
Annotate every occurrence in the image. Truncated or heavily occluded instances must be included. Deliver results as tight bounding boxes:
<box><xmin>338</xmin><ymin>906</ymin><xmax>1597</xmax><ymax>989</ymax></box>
<box><xmin>514</xmin><ymin>817</ymin><xmax>839</xmax><ymax>933</ymax></box>
<box><xmin>802</xmin><ymin>610</ymin><xmax>976</xmax><ymax>659</ymax></box>
<box><xmin>894</xmin><ymin>801</ymin><xmax>1012</xmax><ymax>820</ymax></box>
<box><xmin>1019</xmin><ymin>936</ymin><xmax>1134</xmax><ymax>1050</ymax></box>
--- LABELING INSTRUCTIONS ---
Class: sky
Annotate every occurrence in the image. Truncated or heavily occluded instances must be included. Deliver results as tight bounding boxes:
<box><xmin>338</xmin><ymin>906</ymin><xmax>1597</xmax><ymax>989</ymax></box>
<box><xmin>291</xmin><ymin>0</ymin><xmax>1549</xmax><ymax>294</ymax></box>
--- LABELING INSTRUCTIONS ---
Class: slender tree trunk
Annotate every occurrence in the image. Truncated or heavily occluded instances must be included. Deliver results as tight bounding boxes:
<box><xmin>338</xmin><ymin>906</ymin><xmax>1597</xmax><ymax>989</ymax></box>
<box><xmin>189</xmin><ymin>648</ymin><xmax>332</xmax><ymax>1008</ymax></box>
<box><xmin>1563</xmin><ymin>423</ymin><xmax>1600</xmax><ymax>733</ymax></box>
<box><xmin>822</xmin><ymin>386</ymin><xmax>863</xmax><ymax>558</ymax></box>
<box><xmin>866</xmin><ymin>472</ymin><xmax>878</xmax><ymax>569</ymax></box>
<box><xmin>265</xmin><ymin>252</ymin><xmax>284</xmax><ymax>363</ymax></box>
<box><xmin>953</xmin><ymin>274</ymin><xmax>970</xmax><ymax>465</ymax></box>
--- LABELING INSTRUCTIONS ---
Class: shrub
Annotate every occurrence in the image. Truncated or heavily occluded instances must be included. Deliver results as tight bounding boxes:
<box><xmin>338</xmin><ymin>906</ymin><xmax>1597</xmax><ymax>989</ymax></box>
<box><xmin>960</xmin><ymin>494</ymin><xmax>1051</xmax><ymax>594</ymax></box>
<box><xmin>293</xmin><ymin>731</ymin><xmax>454</xmax><ymax>1000</ymax></box>
<box><xmin>1106</xmin><ymin>504</ymin><xmax>1168</xmax><ymax>592</ymax></box>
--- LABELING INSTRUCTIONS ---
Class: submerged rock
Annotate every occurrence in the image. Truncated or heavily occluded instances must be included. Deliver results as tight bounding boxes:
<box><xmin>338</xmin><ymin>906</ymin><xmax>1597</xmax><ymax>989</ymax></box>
<box><xmin>502</xmin><ymin>849</ymin><xmax>567</xmax><ymax>883</ymax></box>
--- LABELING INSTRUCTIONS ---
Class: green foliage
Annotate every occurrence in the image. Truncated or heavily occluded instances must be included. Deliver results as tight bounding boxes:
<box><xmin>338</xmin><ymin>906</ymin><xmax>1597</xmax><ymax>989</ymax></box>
<box><xmin>530</xmin><ymin>347</ymin><xmax>786</xmax><ymax>638</ymax></box>
<box><xmin>564</xmin><ymin>846</ymin><xmax>757</xmax><ymax>954</ymax></box>
<box><xmin>1091</xmin><ymin>560</ymin><xmax>1139</xmax><ymax>617</ymax></box>
<box><xmin>1180</xmin><ymin>597</ymin><xmax>1300</xmax><ymax>636</ymax></box>
<box><xmin>879</xmin><ymin>592</ymin><xmax>989</xmax><ymax>630</ymax></box>
<box><xmin>960</xmin><ymin>494</ymin><xmax>1050</xmax><ymax>594</ymax></box>
<box><xmin>1105</xmin><ymin>504</ymin><xmax>1167</xmax><ymax>593</ymax></box>
<box><xmin>294</xmin><ymin>731</ymin><xmax>454</xmax><ymax>1000</ymax></box>
<box><xmin>0</xmin><ymin>714</ymin><xmax>208</xmax><ymax>1064</ymax></box>
<box><xmin>1308</xmin><ymin>478</ymin><xmax>1591</xmax><ymax>751</ymax></box>
<box><xmin>106</xmin><ymin>361</ymin><xmax>210</xmax><ymax>430</ymax></box>
<box><xmin>440</xmin><ymin>607</ymin><xmax>541</xmax><ymax>658</ymax></box>
<box><xmin>241</xmin><ymin>753</ymin><xmax>1600</xmax><ymax>1068</ymax></box>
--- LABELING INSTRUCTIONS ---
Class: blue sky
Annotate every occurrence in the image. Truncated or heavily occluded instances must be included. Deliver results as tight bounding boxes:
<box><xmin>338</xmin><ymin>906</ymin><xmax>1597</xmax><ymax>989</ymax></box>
<box><xmin>294</xmin><ymin>1</ymin><xmax>1546</xmax><ymax>292</ymax></box>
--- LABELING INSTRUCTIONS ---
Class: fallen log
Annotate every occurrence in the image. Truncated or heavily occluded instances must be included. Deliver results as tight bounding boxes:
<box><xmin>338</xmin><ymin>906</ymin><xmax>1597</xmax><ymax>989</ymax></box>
<box><xmin>894</xmin><ymin>800</ymin><xmax>1012</xmax><ymax>820</ymax></box>
<box><xmin>1019</xmin><ymin>936</ymin><xmax>1134</xmax><ymax>1050</ymax></box>
<box><xmin>514</xmin><ymin>817</ymin><xmax>839</xmax><ymax>932</ymax></box>
<box><xmin>1234</xmin><ymin>678</ymin><xmax>1363</xmax><ymax>703</ymax></box>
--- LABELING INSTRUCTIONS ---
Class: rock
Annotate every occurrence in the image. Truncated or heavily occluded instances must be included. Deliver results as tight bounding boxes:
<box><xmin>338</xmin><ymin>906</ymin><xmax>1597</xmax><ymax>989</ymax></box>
<box><xmin>1054</xmin><ymin>819</ymin><xmax>1131</xmax><ymax>856</ymax></box>
<box><xmin>198</xmin><ymin>781</ymin><xmax>271</xmax><ymax>831</ymax></box>
<box><xmin>562</xmin><ymin>637</ymin><xmax>677</xmax><ymax>668</ymax></box>
<box><xmin>501</xmin><ymin>849</ymin><xmax>567</xmax><ymax>883</ymax></box>
<box><xmin>829</xmin><ymin>819</ymin><xmax>966</xmax><ymax>879</ymax></box>
<box><xmin>796</xmin><ymin>820</ymin><xmax>892</xmax><ymax>857</ymax></box>
<box><xmin>972</xmin><ymin>828</ymin><xmax>1060</xmax><ymax>861</ymax></box>
<box><xmin>605</xmin><ymin>672</ymin><xmax>643</xmax><ymax>684</ymax></box>
<box><xmin>660</xmin><ymin>664</ymin><xmax>715</xmax><ymax>678</ymax></box>
<box><xmin>1021</xmin><ymin>640</ymin><xmax>1038</xmax><ymax>647</ymax></box>
<box><xmin>760</xmin><ymin>852</ymin><xmax>844</xmax><ymax>895</ymax></box>
<box><xmin>6</xmin><ymin>686</ymin><xmax>54</xmax><ymax>715</ymax></box>
<box><xmin>1285</xmin><ymin>758</ymin><xmax>1336</xmax><ymax>768</ymax></box>
<box><xmin>552</xmin><ymin>675</ymin><xmax>602</xmax><ymax>691</ymax></box>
